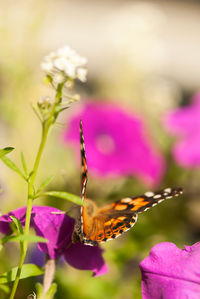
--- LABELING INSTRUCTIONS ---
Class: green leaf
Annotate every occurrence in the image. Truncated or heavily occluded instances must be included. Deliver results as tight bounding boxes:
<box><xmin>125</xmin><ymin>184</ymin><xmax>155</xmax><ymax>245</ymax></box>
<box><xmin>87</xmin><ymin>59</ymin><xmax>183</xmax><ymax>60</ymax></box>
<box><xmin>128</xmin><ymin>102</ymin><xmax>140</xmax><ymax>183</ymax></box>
<box><xmin>0</xmin><ymin>147</ymin><xmax>14</xmax><ymax>158</ymax></box>
<box><xmin>39</xmin><ymin>191</ymin><xmax>83</xmax><ymax>205</ymax></box>
<box><xmin>10</xmin><ymin>216</ymin><xmax>23</xmax><ymax>234</ymax></box>
<box><xmin>36</xmin><ymin>283</ymin><xmax>57</xmax><ymax>299</ymax></box>
<box><xmin>46</xmin><ymin>283</ymin><xmax>57</xmax><ymax>299</ymax></box>
<box><xmin>0</xmin><ymin>264</ymin><xmax>44</xmax><ymax>284</ymax></box>
<box><xmin>9</xmin><ymin>216</ymin><xmax>24</xmax><ymax>251</ymax></box>
<box><xmin>36</xmin><ymin>175</ymin><xmax>55</xmax><ymax>194</ymax></box>
<box><xmin>0</xmin><ymin>284</ymin><xmax>10</xmax><ymax>294</ymax></box>
<box><xmin>35</xmin><ymin>283</ymin><xmax>43</xmax><ymax>297</ymax></box>
<box><xmin>20</xmin><ymin>152</ymin><xmax>28</xmax><ymax>176</ymax></box>
<box><xmin>56</xmin><ymin>106</ymin><xmax>69</xmax><ymax>113</ymax></box>
<box><xmin>29</xmin><ymin>170</ymin><xmax>35</xmax><ymax>179</ymax></box>
<box><xmin>1</xmin><ymin>156</ymin><xmax>26</xmax><ymax>180</ymax></box>
<box><xmin>1</xmin><ymin>234</ymin><xmax>47</xmax><ymax>245</ymax></box>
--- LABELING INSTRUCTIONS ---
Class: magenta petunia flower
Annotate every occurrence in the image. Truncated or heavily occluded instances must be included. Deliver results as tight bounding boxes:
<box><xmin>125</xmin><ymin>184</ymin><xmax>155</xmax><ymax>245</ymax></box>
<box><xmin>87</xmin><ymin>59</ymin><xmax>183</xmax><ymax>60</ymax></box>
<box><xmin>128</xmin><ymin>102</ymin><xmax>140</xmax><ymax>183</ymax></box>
<box><xmin>64</xmin><ymin>101</ymin><xmax>164</xmax><ymax>186</ymax></box>
<box><xmin>164</xmin><ymin>93</ymin><xmax>200</xmax><ymax>167</ymax></box>
<box><xmin>140</xmin><ymin>242</ymin><xmax>200</xmax><ymax>299</ymax></box>
<box><xmin>0</xmin><ymin>206</ymin><xmax>107</xmax><ymax>277</ymax></box>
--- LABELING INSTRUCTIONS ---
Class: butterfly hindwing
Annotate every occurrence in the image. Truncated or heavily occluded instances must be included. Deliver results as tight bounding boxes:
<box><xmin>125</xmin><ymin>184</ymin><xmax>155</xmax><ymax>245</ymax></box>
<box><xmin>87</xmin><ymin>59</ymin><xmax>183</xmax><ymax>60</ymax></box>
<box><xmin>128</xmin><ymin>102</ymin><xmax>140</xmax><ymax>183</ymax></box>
<box><xmin>81</xmin><ymin>200</ymin><xmax>138</xmax><ymax>246</ymax></box>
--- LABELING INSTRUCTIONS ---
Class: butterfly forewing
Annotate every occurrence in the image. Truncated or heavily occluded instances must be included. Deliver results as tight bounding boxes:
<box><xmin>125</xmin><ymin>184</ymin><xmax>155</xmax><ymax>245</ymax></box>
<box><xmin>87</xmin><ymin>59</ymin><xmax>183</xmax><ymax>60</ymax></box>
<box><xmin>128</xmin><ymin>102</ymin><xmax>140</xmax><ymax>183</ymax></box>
<box><xmin>112</xmin><ymin>187</ymin><xmax>183</xmax><ymax>214</ymax></box>
<box><xmin>80</xmin><ymin>120</ymin><xmax>88</xmax><ymax>202</ymax></box>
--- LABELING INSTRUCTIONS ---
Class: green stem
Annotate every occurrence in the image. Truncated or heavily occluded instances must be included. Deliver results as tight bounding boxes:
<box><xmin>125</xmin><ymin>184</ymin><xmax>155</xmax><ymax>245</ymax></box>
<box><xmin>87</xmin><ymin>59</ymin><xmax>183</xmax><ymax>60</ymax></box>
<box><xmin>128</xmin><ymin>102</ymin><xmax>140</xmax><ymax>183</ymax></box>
<box><xmin>9</xmin><ymin>84</ymin><xmax>63</xmax><ymax>299</ymax></box>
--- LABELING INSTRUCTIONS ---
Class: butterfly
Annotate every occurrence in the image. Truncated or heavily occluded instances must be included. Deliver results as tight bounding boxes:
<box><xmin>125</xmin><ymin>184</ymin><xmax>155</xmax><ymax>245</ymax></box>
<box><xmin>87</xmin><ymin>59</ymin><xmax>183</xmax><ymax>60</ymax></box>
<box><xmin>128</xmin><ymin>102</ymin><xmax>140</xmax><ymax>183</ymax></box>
<box><xmin>72</xmin><ymin>120</ymin><xmax>183</xmax><ymax>246</ymax></box>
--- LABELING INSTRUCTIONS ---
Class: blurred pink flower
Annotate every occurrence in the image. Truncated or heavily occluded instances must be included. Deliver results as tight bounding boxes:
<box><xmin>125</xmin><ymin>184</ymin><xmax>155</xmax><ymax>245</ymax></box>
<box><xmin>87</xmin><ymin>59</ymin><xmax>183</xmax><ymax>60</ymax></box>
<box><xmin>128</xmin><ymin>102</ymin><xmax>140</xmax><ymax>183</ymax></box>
<box><xmin>140</xmin><ymin>242</ymin><xmax>200</xmax><ymax>299</ymax></box>
<box><xmin>0</xmin><ymin>206</ymin><xmax>107</xmax><ymax>277</ymax></box>
<box><xmin>164</xmin><ymin>93</ymin><xmax>200</xmax><ymax>167</ymax></box>
<box><xmin>64</xmin><ymin>101</ymin><xmax>164</xmax><ymax>186</ymax></box>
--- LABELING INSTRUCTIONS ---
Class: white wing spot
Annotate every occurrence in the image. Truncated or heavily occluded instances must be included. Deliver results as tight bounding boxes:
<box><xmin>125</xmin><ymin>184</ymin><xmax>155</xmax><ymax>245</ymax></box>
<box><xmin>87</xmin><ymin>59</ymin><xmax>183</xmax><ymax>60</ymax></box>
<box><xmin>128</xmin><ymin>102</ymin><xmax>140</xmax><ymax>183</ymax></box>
<box><xmin>158</xmin><ymin>199</ymin><xmax>164</xmax><ymax>203</ymax></box>
<box><xmin>121</xmin><ymin>198</ymin><xmax>131</xmax><ymax>203</ymax></box>
<box><xmin>164</xmin><ymin>188</ymin><xmax>172</xmax><ymax>193</ymax></box>
<box><xmin>84</xmin><ymin>242</ymin><xmax>93</xmax><ymax>247</ymax></box>
<box><xmin>154</xmin><ymin>194</ymin><xmax>162</xmax><ymax>199</ymax></box>
<box><xmin>115</xmin><ymin>234</ymin><xmax>121</xmax><ymax>238</ymax></box>
<box><xmin>145</xmin><ymin>191</ymin><xmax>154</xmax><ymax>197</ymax></box>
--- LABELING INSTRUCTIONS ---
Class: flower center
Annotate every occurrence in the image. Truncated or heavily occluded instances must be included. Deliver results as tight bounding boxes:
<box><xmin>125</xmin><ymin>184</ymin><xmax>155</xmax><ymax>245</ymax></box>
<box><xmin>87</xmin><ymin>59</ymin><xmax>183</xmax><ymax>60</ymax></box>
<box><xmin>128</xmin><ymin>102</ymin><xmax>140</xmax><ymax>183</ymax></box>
<box><xmin>96</xmin><ymin>134</ymin><xmax>115</xmax><ymax>155</ymax></box>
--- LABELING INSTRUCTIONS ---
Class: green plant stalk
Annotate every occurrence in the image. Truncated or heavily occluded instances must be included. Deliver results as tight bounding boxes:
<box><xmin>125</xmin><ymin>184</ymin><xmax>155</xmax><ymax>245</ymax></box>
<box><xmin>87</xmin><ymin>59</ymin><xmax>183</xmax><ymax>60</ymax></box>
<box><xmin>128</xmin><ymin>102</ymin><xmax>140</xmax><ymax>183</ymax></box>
<box><xmin>9</xmin><ymin>84</ymin><xmax>63</xmax><ymax>299</ymax></box>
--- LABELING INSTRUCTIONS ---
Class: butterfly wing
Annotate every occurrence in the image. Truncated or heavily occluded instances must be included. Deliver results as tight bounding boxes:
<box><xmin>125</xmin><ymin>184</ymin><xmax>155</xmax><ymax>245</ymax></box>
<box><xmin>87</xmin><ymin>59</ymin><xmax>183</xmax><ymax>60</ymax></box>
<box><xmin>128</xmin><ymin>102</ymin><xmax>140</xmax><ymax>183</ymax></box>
<box><xmin>80</xmin><ymin>120</ymin><xmax>88</xmax><ymax>202</ymax></box>
<box><xmin>72</xmin><ymin>120</ymin><xmax>88</xmax><ymax>243</ymax></box>
<box><xmin>112</xmin><ymin>187</ymin><xmax>183</xmax><ymax>214</ymax></box>
<box><xmin>81</xmin><ymin>187</ymin><xmax>183</xmax><ymax>246</ymax></box>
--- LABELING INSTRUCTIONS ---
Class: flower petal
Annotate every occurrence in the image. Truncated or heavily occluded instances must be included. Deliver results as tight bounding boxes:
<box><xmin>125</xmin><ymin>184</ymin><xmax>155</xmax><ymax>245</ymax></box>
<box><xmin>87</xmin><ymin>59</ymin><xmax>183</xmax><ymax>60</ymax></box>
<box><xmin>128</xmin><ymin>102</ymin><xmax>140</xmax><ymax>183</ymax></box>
<box><xmin>64</xmin><ymin>242</ymin><xmax>108</xmax><ymax>277</ymax></box>
<box><xmin>163</xmin><ymin>92</ymin><xmax>200</xmax><ymax>168</ymax></box>
<box><xmin>31</xmin><ymin>206</ymin><xmax>75</xmax><ymax>259</ymax></box>
<box><xmin>64</xmin><ymin>101</ymin><xmax>164</xmax><ymax>186</ymax></box>
<box><xmin>0</xmin><ymin>207</ymin><xmax>27</xmax><ymax>234</ymax></box>
<box><xmin>140</xmin><ymin>242</ymin><xmax>200</xmax><ymax>299</ymax></box>
<box><xmin>0</xmin><ymin>206</ymin><xmax>75</xmax><ymax>259</ymax></box>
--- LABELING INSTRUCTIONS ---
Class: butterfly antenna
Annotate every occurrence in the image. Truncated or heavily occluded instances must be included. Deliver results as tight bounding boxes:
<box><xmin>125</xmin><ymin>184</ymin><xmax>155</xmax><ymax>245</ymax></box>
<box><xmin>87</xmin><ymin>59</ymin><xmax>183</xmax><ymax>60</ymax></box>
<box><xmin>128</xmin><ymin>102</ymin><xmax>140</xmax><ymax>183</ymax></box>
<box><xmin>80</xmin><ymin>120</ymin><xmax>88</xmax><ymax>201</ymax></box>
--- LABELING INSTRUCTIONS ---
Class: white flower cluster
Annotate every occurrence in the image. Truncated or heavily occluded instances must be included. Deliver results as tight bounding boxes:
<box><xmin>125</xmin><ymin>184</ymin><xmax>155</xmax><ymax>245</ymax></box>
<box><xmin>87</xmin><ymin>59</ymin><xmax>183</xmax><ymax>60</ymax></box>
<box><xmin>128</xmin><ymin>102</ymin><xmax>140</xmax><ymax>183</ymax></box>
<box><xmin>41</xmin><ymin>46</ymin><xmax>88</xmax><ymax>85</ymax></box>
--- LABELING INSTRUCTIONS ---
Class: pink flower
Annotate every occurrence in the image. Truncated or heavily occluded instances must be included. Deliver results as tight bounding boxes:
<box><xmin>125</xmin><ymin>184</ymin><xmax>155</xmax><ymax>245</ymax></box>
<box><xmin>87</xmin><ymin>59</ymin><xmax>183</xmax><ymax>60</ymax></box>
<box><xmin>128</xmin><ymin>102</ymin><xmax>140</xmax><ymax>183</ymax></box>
<box><xmin>140</xmin><ymin>242</ymin><xmax>200</xmax><ymax>299</ymax></box>
<box><xmin>164</xmin><ymin>93</ymin><xmax>200</xmax><ymax>167</ymax></box>
<box><xmin>64</xmin><ymin>101</ymin><xmax>164</xmax><ymax>186</ymax></box>
<box><xmin>0</xmin><ymin>206</ymin><xmax>108</xmax><ymax>277</ymax></box>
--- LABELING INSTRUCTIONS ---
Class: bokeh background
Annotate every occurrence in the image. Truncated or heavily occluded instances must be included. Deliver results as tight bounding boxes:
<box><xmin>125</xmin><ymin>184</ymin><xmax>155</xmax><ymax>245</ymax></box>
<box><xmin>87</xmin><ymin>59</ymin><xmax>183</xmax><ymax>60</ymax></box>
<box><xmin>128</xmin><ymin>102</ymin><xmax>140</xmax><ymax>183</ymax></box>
<box><xmin>1</xmin><ymin>0</ymin><xmax>200</xmax><ymax>298</ymax></box>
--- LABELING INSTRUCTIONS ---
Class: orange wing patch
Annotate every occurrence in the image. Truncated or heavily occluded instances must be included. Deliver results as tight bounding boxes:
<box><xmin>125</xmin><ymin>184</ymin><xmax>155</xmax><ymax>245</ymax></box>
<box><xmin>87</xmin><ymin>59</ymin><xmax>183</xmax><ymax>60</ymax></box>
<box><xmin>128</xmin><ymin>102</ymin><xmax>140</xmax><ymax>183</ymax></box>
<box><xmin>114</xmin><ymin>204</ymin><xmax>128</xmax><ymax>211</ymax></box>
<box><xmin>129</xmin><ymin>198</ymin><xmax>148</xmax><ymax>211</ymax></box>
<box><xmin>82</xmin><ymin>213</ymin><xmax>138</xmax><ymax>245</ymax></box>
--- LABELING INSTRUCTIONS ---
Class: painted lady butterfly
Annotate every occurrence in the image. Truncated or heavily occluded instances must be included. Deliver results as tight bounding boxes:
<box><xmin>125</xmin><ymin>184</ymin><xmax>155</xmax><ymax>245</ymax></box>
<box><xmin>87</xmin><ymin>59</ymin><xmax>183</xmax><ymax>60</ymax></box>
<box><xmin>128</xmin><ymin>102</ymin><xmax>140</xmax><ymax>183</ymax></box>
<box><xmin>72</xmin><ymin>120</ymin><xmax>183</xmax><ymax>246</ymax></box>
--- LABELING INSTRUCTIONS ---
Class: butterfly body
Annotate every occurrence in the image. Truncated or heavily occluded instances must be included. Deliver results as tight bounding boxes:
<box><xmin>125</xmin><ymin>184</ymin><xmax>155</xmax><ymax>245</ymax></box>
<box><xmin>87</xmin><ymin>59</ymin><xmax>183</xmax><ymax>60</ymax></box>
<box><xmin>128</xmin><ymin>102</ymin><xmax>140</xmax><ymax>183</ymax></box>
<box><xmin>72</xmin><ymin>120</ymin><xmax>183</xmax><ymax>246</ymax></box>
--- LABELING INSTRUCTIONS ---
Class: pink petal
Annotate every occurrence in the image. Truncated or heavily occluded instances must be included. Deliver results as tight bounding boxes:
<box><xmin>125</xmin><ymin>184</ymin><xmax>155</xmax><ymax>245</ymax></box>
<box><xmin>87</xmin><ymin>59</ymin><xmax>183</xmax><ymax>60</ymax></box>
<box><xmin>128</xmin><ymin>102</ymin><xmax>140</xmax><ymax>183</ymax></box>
<box><xmin>140</xmin><ymin>242</ymin><xmax>200</xmax><ymax>299</ymax></box>
<box><xmin>64</xmin><ymin>242</ymin><xmax>108</xmax><ymax>277</ymax></box>
<box><xmin>64</xmin><ymin>101</ymin><xmax>164</xmax><ymax>186</ymax></box>
<box><xmin>163</xmin><ymin>92</ymin><xmax>200</xmax><ymax>168</ymax></box>
<box><xmin>0</xmin><ymin>206</ymin><xmax>74</xmax><ymax>259</ymax></box>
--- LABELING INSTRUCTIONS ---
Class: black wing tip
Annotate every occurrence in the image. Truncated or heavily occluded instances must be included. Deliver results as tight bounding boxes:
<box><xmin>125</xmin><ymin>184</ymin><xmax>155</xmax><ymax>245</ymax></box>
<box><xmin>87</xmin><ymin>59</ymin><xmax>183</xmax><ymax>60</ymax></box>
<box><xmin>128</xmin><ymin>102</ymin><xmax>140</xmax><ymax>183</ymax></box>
<box><xmin>170</xmin><ymin>187</ymin><xmax>183</xmax><ymax>195</ymax></box>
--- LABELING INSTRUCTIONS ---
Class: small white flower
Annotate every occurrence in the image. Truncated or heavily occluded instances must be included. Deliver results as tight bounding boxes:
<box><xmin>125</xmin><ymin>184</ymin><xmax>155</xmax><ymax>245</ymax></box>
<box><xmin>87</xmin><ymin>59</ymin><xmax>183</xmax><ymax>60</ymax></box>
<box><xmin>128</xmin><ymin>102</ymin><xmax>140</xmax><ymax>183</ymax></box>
<box><xmin>41</xmin><ymin>45</ymin><xmax>88</xmax><ymax>86</ymax></box>
<box><xmin>38</xmin><ymin>96</ymin><xmax>54</xmax><ymax>109</ymax></box>
<box><xmin>54</xmin><ymin>73</ymin><xmax>66</xmax><ymax>84</ymax></box>
<box><xmin>77</xmin><ymin>68</ymin><xmax>88</xmax><ymax>82</ymax></box>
